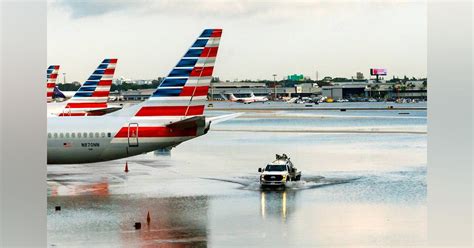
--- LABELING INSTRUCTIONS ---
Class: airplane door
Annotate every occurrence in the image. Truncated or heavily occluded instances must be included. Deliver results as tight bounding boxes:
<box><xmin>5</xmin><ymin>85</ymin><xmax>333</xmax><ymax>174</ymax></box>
<box><xmin>128</xmin><ymin>123</ymin><xmax>139</xmax><ymax>147</ymax></box>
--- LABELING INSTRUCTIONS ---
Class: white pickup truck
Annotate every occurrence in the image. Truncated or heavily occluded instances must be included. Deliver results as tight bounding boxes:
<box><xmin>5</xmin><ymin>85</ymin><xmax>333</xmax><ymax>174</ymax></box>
<box><xmin>258</xmin><ymin>154</ymin><xmax>301</xmax><ymax>187</ymax></box>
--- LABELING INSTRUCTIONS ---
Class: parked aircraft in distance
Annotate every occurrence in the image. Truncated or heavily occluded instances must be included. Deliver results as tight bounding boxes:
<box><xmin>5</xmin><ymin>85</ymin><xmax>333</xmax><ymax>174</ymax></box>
<box><xmin>47</xmin><ymin>59</ymin><xmax>122</xmax><ymax>116</ymax></box>
<box><xmin>48</xmin><ymin>28</ymin><xmax>232</xmax><ymax>164</ymax></box>
<box><xmin>53</xmin><ymin>87</ymin><xmax>76</xmax><ymax>100</ymax></box>
<box><xmin>46</xmin><ymin>65</ymin><xmax>60</xmax><ymax>103</ymax></box>
<box><xmin>227</xmin><ymin>92</ymin><xmax>268</xmax><ymax>103</ymax></box>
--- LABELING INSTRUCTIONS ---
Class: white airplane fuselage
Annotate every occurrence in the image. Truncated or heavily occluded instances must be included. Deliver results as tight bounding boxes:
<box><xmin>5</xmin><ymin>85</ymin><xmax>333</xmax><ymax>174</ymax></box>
<box><xmin>228</xmin><ymin>93</ymin><xmax>268</xmax><ymax>103</ymax></box>
<box><xmin>47</xmin><ymin>115</ymin><xmax>208</xmax><ymax>164</ymax></box>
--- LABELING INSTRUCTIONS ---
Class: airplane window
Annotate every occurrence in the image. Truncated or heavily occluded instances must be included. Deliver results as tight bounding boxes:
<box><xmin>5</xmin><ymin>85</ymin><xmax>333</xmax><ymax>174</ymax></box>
<box><xmin>107</xmin><ymin>133</ymin><xmax>111</xmax><ymax>138</ymax></box>
<box><xmin>83</xmin><ymin>132</ymin><xmax>87</xmax><ymax>138</ymax></box>
<box><xmin>78</xmin><ymin>133</ymin><xmax>82</xmax><ymax>138</ymax></box>
<box><xmin>59</xmin><ymin>133</ymin><xmax>64</xmax><ymax>138</ymax></box>
<box><xmin>71</xmin><ymin>133</ymin><xmax>76</xmax><ymax>138</ymax></box>
<box><xmin>65</xmin><ymin>133</ymin><xmax>70</xmax><ymax>138</ymax></box>
<box><xmin>53</xmin><ymin>133</ymin><xmax>58</xmax><ymax>138</ymax></box>
<box><xmin>48</xmin><ymin>133</ymin><xmax>51</xmax><ymax>138</ymax></box>
<box><xmin>101</xmin><ymin>132</ymin><xmax>105</xmax><ymax>138</ymax></box>
<box><xmin>89</xmin><ymin>132</ymin><xmax>93</xmax><ymax>138</ymax></box>
<box><xmin>95</xmin><ymin>133</ymin><xmax>99</xmax><ymax>138</ymax></box>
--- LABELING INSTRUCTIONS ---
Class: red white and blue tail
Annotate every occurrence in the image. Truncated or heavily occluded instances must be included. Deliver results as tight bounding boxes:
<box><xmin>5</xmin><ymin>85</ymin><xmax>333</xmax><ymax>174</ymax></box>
<box><xmin>63</xmin><ymin>59</ymin><xmax>117</xmax><ymax>114</ymax></box>
<box><xmin>129</xmin><ymin>29</ymin><xmax>221</xmax><ymax>119</ymax></box>
<box><xmin>46</xmin><ymin>65</ymin><xmax>60</xmax><ymax>102</ymax></box>
<box><xmin>111</xmin><ymin>29</ymin><xmax>222</xmax><ymax>144</ymax></box>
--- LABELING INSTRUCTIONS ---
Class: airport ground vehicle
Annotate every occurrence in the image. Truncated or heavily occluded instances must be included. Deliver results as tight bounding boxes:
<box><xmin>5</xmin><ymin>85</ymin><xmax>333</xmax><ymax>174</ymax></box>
<box><xmin>258</xmin><ymin>154</ymin><xmax>301</xmax><ymax>186</ymax></box>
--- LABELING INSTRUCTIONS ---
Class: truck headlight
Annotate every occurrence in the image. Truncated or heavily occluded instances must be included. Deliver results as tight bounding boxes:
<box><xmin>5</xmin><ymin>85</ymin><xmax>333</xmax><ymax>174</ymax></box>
<box><xmin>282</xmin><ymin>175</ymin><xmax>287</xmax><ymax>181</ymax></box>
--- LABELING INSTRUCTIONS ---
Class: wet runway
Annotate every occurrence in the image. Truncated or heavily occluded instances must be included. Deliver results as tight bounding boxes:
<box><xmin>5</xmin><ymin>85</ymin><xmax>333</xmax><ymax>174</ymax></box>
<box><xmin>48</xmin><ymin>102</ymin><xmax>427</xmax><ymax>247</ymax></box>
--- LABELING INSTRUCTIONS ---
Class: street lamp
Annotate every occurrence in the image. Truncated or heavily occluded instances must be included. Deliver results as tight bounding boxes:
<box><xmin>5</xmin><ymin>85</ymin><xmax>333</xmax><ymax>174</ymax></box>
<box><xmin>62</xmin><ymin>73</ymin><xmax>66</xmax><ymax>84</ymax></box>
<box><xmin>272</xmin><ymin>74</ymin><xmax>277</xmax><ymax>100</ymax></box>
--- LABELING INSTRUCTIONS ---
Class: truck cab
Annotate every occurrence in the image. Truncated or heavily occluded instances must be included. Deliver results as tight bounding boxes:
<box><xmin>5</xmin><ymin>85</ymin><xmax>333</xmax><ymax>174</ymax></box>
<box><xmin>259</xmin><ymin>154</ymin><xmax>301</xmax><ymax>186</ymax></box>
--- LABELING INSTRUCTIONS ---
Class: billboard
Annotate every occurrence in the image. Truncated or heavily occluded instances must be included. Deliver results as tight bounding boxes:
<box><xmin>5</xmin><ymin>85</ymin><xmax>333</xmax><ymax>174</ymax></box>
<box><xmin>370</xmin><ymin>68</ymin><xmax>387</xmax><ymax>76</ymax></box>
<box><xmin>288</xmin><ymin>74</ymin><xmax>304</xmax><ymax>81</ymax></box>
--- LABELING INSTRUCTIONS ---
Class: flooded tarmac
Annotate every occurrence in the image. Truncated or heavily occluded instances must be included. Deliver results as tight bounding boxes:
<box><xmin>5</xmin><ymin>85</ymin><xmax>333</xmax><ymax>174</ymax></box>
<box><xmin>48</xmin><ymin>102</ymin><xmax>427</xmax><ymax>247</ymax></box>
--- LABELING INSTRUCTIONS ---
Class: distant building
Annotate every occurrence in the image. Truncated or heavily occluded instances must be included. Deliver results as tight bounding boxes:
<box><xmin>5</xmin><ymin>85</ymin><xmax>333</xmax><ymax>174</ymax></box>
<box><xmin>115</xmin><ymin>77</ymin><xmax>153</xmax><ymax>85</ymax></box>
<box><xmin>322</xmin><ymin>84</ymin><xmax>367</xmax><ymax>100</ymax></box>
<box><xmin>356</xmin><ymin>72</ymin><xmax>364</xmax><ymax>80</ymax></box>
<box><xmin>121</xmin><ymin>89</ymin><xmax>155</xmax><ymax>101</ymax></box>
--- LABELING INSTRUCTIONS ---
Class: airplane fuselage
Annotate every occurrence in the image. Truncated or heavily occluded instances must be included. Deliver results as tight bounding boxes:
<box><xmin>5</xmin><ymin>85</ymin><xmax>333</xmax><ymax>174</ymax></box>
<box><xmin>47</xmin><ymin>115</ymin><xmax>208</xmax><ymax>164</ymax></box>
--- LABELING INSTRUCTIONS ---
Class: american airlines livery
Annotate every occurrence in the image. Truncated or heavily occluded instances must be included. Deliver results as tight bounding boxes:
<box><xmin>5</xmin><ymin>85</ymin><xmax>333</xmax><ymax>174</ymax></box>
<box><xmin>46</xmin><ymin>65</ymin><xmax>60</xmax><ymax>102</ymax></box>
<box><xmin>47</xmin><ymin>59</ymin><xmax>120</xmax><ymax>116</ymax></box>
<box><xmin>48</xmin><ymin>29</ymin><xmax>227</xmax><ymax>164</ymax></box>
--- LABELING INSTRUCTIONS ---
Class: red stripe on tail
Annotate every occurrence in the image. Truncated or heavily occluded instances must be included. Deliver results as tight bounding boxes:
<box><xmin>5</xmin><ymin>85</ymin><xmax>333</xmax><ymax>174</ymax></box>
<box><xmin>103</xmin><ymin>68</ymin><xmax>115</xmax><ymax>75</ymax></box>
<box><xmin>200</xmin><ymin>47</ymin><xmax>218</xmax><ymax>57</ymax></box>
<box><xmin>92</xmin><ymin>91</ymin><xmax>110</xmax><ymax>97</ymax></box>
<box><xmin>190</xmin><ymin>67</ymin><xmax>214</xmax><ymax>77</ymax></box>
<box><xmin>97</xmin><ymin>80</ymin><xmax>113</xmax><ymax>86</ymax></box>
<box><xmin>211</xmin><ymin>29</ymin><xmax>222</xmax><ymax>37</ymax></box>
<box><xmin>179</xmin><ymin>86</ymin><xmax>209</xmax><ymax>97</ymax></box>
<box><xmin>65</xmin><ymin>102</ymin><xmax>108</xmax><ymax>108</ymax></box>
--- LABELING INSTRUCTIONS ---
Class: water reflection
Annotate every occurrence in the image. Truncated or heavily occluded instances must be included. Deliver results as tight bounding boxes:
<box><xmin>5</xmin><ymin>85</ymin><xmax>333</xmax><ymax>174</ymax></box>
<box><xmin>260</xmin><ymin>190</ymin><xmax>297</xmax><ymax>221</ymax></box>
<box><xmin>153</xmin><ymin>147</ymin><xmax>172</xmax><ymax>156</ymax></box>
<box><xmin>48</xmin><ymin>195</ymin><xmax>209</xmax><ymax>247</ymax></box>
<box><xmin>120</xmin><ymin>196</ymin><xmax>209</xmax><ymax>247</ymax></box>
<box><xmin>49</xmin><ymin>180</ymin><xmax>110</xmax><ymax>196</ymax></box>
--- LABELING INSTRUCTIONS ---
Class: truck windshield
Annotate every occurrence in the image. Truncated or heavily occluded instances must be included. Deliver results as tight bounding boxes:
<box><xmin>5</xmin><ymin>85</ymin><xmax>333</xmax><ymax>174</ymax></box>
<box><xmin>265</xmin><ymin>165</ymin><xmax>286</xmax><ymax>172</ymax></box>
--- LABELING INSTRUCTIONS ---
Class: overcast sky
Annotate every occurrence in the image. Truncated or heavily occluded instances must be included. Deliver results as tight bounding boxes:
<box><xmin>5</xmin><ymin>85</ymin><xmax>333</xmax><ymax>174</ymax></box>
<box><xmin>47</xmin><ymin>0</ymin><xmax>427</xmax><ymax>83</ymax></box>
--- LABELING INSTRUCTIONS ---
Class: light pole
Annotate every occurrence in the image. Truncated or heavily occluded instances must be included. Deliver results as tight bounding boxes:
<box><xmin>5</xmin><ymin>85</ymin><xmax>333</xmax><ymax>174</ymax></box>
<box><xmin>63</xmin><ymin>73</ymin><xmax>66</xmax><ymax>84</ymax></box>
<box><xmin>272</xmin><ymin>74</ymin><xmax>277</xmax><ymax>100</ymax></box>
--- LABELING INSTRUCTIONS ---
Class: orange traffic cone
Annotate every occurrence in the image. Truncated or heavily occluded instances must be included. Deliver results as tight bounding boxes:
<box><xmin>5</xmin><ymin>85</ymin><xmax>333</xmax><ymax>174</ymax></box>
<box><xmin>147</xmin><ymin>211</ymin><xmax>151</xmax><ymax>225</ymax></box>
<box><xmin>125</xmin><ymin>161</ymin><xmax>129</xmax><ymax>173</ymax></box>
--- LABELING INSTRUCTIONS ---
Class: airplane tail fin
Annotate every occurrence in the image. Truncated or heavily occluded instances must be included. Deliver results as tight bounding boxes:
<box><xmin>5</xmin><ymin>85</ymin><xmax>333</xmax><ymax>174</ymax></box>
<box><xmin>66</xmin><ymin>59</ymin><xmax>117</xmax><ymax>111</ymax></box>
<box><xmin>228</xmin><ymin>93</ymin><xmax>237</xmax><ymax>101</ymax></box>
<box><xmin>53</xmin><ymin>86</ymin><xmax>66</xmax><ymax>99</ymax></box>
<box><xmin>115</xmin><ymin>29</ymin><xmax>222</xmax><ymax>119</ymax></box>
<box><xmin>46</xmin><ymin>65</ymin><xmax>60</xmax><ymax>102</ymax></box>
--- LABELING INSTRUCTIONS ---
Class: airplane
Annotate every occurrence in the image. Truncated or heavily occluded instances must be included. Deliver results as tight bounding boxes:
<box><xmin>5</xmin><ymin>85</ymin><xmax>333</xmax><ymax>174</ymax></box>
<box><xmin>52</xmin><ymin>87</ymin><xmax>75</xmax><ymax>100</ymax></box>
<box><xmin>227</xmin><ymin>92</ymin><xmax>269</xmax><ymax>103</ymax></box>
<box><xmin>48</xmin><ymin>28</ymin><xmax>229</xmax><ymax>164</ymax></box>
<box><xmin>46</xmin><ymin>65</ymin><xmax>60</xmax><ymax>102</ymax></box>
<box><xmin>47</xmin><ymin>59</ymin><xmax>122</xmax><ymax>116</ymax></box>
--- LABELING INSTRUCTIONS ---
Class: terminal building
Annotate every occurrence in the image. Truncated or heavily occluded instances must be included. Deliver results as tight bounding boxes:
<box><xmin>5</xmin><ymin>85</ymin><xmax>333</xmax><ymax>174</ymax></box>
<box><xmin>321</xmin><ymin>80</ymin><xmax>427</xmax><ymax>100</ymax></box>
<box><xmin>118</xmin><ymin>79</ymin><xmax>426</xmax><ymax>102</ymax></box>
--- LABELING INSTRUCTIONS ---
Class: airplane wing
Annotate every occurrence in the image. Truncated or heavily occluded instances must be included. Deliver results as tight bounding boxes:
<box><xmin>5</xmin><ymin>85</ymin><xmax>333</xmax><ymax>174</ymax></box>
<box><xmin>207</xmin><ymin>113</ymin><xmax>243</xmax><ymax>124</ymax></box>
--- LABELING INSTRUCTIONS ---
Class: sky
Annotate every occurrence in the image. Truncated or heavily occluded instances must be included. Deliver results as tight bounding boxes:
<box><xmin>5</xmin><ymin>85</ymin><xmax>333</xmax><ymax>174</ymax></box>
<box><xmin>47</xmin><ymin>0</ymin><xmax>427</xmax><ymax>83</ymax></box>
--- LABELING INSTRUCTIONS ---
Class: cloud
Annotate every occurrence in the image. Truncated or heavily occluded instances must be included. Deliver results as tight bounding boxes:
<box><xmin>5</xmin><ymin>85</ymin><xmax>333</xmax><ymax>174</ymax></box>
<box><xmin>53</xmin><ymin>0</ymin><xmax>332</xmax><ymax>21</ymax></box>
<box><xmin>53</xmin><ymin>0</ymin><xmax>143</xmax><ymax>18</ymax></box>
